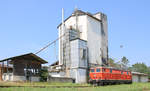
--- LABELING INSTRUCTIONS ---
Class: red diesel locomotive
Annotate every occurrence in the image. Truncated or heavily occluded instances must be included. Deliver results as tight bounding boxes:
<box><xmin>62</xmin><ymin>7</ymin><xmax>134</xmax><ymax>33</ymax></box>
<box><xmin>89</xmin><ymin>67</ymin><xmax>132</xmax><ymax>85</ymax></box>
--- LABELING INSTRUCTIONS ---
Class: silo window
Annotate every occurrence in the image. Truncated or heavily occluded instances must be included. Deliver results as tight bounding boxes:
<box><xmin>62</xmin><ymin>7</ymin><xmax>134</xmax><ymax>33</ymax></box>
<box><xmin>83</xmin><ymin>49</ymin><xmax>86</xmax><ymax>59</ymax></box>
<box><xmin>80</xmin><ymin>49</ymin><xmax>86</xmax><ymax>60</ymax></box>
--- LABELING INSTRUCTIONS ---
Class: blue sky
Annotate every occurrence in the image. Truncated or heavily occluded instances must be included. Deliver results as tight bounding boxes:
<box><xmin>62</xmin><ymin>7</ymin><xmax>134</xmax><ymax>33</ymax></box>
<box><xmin>0</xmin><ymin>0</ymin><xmax>150</xmax><ymax>66</ymax></box>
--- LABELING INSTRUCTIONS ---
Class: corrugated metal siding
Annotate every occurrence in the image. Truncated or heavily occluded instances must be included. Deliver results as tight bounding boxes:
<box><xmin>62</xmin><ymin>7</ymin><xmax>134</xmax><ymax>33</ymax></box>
<box><xmin>70</xmin><ymin>39</ymin><xmax>87</xmax><ymax>83</ymax></box>
<box><xmin>70</xmin><ymin>39</ymin><xmax>87</xmax><ymax>68</ymax></box>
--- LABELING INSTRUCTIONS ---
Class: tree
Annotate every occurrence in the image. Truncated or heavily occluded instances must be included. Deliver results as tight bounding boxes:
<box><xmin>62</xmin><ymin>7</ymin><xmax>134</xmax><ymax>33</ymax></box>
<box><xmin>39</xmin><ymin>66</ymin><xmax>49</xmax><ymax>82</ymax></box>
<box><xmin>147</xmin><ymin>67</ymin><xmax>150</xmax><ymax>79</ymax></box>
<box><xmin>108</xmin><ymin>58</ymin><xmax>115</xmax><ymax>67</ymax></box>
<box><xmin>130</xmin><ymin>62</ymin><xmax>148</xmax><ymax>73</ymax></box>
<box><xmin>128</xmin><ymin>62</ymin><xmax>150</xmax><ymax>79</ymax></box>
<box><xmin>120</xmin><ymin>56</ymin><xmax>129</xmax><ymax>69</ymax></box>
<box><xmin>108</xmin><ymin>58</ymin><xmax>121</xmax><ymax>68</ymax></box>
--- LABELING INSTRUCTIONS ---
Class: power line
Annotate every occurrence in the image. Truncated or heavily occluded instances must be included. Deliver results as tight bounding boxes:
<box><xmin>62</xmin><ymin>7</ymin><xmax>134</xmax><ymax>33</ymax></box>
<box><xmin>35</xmin><ymin>33</ymin><xmax>65</xmax><ymax>54</ymax></box>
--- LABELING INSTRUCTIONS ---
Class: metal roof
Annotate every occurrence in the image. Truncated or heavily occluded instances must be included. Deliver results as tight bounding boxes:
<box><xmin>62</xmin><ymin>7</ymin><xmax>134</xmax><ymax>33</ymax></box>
<box><xmin>132</xmin><ymin>72</ymin><xmax>148</xmax><ymax>76</ymax></box>
<box><xmin>0</xmin><ymin>53</ymin><xmax>48</xmax><ymax>64</ymax></box>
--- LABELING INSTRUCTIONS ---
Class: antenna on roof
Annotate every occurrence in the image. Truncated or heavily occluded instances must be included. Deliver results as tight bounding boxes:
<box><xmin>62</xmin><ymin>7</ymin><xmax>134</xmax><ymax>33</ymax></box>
<box><xmin>74</xmin><ymin>5</ymin><xmax>78</xmax><ymax>11</ymax></box>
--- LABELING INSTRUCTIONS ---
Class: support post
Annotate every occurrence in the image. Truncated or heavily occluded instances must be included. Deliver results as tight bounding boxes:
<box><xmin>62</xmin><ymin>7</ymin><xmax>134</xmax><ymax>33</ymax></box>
<box><xmin>7</xmin><ymin>60</ymin><xmax>9</xmax><ymax>74</ymax></box>
<box><xmin>2</xmin><ymin>61</ymin><xmax>4</xmax><ymax>81</ymax></box>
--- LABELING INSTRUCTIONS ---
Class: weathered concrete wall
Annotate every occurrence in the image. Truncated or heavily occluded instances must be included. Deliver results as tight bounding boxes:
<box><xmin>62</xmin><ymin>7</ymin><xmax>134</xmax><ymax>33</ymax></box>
<box><xmin>100</xmin><ymin>13</ymin><xmax>108</xmax><ymax>65</ymax></box>
<box><xmin>2</xmin><ymin>73</ymin><xmax>13</xmax><ymax>81</ymax></box>
<box><xmin>31</xmin><ymin>76</ymin><xmax>40</xmax><ymax>82</ymax></box>
<box><xmin>58</xmin><ymin>16</ymin><xmax>87</xmax><ymax>66</ymax></box>
<box><xmin>59</xmin><ymin>14</ymin><xmax>108</xmax><ymax>66</ymax></box>
<box><xmin>140</xmin><ymin>76</ymin><xmax>148</xmax><ymax>82</ymax></box>
<box><xmin>13</xmin><ymin>75</ymin><xmax>26</xmax><ymax>81</ymax></box>
<box><xmin>57</xmin><ymin>11</ymin><xmax>108</xmax><ymax>83</ymax></box>
<box><xmin>13</xmin><ymin>75</ymin><xmax>40</xmax><ymax>82</ymax></box>
<box><xmin>49</xmin><ymin>71</ymin><xmax>66</xmax><ymax>77</ymax></box>
<box><xmin>70</xmin><ymin>39</ymin><xmax>87</xmax><ymax>68</ymax></box>
<box><xmin>132</xmin><ymin>75</ymin><xmax>148</xmax><ymax>82</ymax></box>
<box><xmin>70</xmin><ymin>68</ymin><xmax>87</xmax><ymax>83</ymax></box>
<box><xmin>47</xmin><ymin>77</ymin><xmax>74</xmax><ymax>83</ymax></box>
<box><xmin>70</xmin><ymin>39</ymin><xmax>87</xmax><ymax>83</ymax></box>
<box><xmin>87</xmin><ymin>16</ymin><xmax>102</xmax><ymax>65</ymax></box>
<box><xmin>132</xmin><ymin>75</ymin><xmax>139</xmax><ymax>82</ymax></box>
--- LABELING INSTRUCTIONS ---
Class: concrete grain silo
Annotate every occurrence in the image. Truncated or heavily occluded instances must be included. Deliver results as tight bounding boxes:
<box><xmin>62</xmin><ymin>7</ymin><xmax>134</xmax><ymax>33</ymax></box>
<box><xmin>49</xmin><ymin>9</ymin><xmax>108</xmax><ymax>83</ymax></box>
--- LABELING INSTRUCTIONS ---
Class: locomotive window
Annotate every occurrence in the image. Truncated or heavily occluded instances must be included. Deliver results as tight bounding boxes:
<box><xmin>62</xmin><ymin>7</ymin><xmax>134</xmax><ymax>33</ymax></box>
<box><xmin>110</xmin><ymin>69</ymin><xmax>112</xmax><ymax>73</ymax></box>
<box><xmin>121</xmin><ymin>71</ymin><xmax>123</xmax><ymax>74</ymax></box>
<box><xmin>102</xmin><ymin>69</ymin><xmax>105</xmax><ymax>72</ymax></box>
<box><xmin>96</xmin><ymin>69</ymin><xmax>100</xmax><ymax>72</ymax></box>
<box><xmin>91</xmin><ymin>69</ymin><xmax>94</xmax><ymax>72</ymax></box>
<box><xmin>127</xmin><ymin>72</ymin><xmax>128</xmax><ymax>75</ymax></box>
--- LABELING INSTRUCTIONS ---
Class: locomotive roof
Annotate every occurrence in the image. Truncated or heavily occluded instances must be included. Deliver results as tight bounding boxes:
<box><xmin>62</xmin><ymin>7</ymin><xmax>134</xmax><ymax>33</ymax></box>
<box><xmin>90</xmin><ymin>66</ymin><xmax>130</xmax><ymax>71</ymax></box>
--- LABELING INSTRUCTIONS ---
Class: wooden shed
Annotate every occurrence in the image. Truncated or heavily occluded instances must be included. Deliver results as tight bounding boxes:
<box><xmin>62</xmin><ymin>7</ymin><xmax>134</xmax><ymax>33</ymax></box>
<box><xmin>0</xmin><ymin>53</ymin><xmax>48</xmax><ymax>82</ymax></box>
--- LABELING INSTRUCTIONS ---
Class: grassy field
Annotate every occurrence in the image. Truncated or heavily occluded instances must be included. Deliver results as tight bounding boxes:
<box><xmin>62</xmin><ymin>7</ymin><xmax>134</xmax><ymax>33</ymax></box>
<box><xmin>0</xmin><ymin>82</ymin><xmax>149</xmax><ymax>91</ymax></box>
<box><xmin>0</xmin><ymin>81</ymin><xmax>90</xmax><ymax>87</ymax></box>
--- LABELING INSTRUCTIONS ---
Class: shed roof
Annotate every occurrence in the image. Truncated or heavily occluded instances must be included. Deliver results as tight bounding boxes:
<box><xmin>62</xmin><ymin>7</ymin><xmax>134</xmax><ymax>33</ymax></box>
<box><xmin>132</xmin><ymin>72</ymin><xmax>148</xmax><ymax>76</ymax></box>
<box><xmin>0</xmin><ymin>53</ymin><xmax>48</xmax><ymax>64</ymax></box>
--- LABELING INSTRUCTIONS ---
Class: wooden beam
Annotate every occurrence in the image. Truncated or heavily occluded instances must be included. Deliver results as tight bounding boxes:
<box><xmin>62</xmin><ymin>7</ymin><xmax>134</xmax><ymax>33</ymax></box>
<box><xmin>7</xmin><ymin>60</ymin><xmax>9</xmax><ymax>74</ymax></box>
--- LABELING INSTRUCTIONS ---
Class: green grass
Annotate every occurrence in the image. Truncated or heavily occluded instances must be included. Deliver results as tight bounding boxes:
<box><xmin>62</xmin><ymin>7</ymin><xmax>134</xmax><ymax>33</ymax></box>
<box><xmin>0</xmin><ymin>82</ymin><xmax>150</xmax><ymax>91</ymax></box>
<box><xmin>0</xmin><ymin>82</ymin><xmax>90</xmax><ymax>86</ymax></box>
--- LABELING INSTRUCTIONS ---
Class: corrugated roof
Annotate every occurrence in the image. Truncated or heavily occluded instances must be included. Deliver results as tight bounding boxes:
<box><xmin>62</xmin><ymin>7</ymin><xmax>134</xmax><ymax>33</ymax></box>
<box><xmin>0</xmin><ymin>53</ymin><xmax>48</xmax><ymax>64</ymax></box>
<box><xmin>132</xmin><ymin>72</ymin><xmax>148</xmax><ymax>76</ymax></box>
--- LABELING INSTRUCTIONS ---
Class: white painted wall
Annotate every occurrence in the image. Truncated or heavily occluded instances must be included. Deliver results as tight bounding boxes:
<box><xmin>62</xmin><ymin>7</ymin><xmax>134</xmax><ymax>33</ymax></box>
<box><xmin>58</xmin><ymin>13</ymin><xmax>108</xmax><ymax>66</ymax></box>
<box><xmin>31</xmin><ymin>77</ymin><xmax>40</xmax><ymax>82</ymax></box>
<box><xmin>70</xmin><ymin>39</ymin><xmax>87</xmax><ymax>83</ymax></box>
<box><xmin>76</xmin><ymin>68</ymin><xmax>87</xmax><ymax>83</ymax></box>
<box><xmin>132</xmin><ymin>75</ymin><xmax>139</xmax><ymax>82</ymax></box>
<box><xmin>87</xmin><ymin>16</ymin><xmax>102</xmax><ymax>65</ymax></box>
<box><xmin>70</xmin><ymin>39</ymin><xmax>87</xmax><ymax>68</ymax></box>
<box><xmin>132</xmin><ymin>75</ymin><xmax>148</xmax><ymax>82</ymax></box>
<box><xmin>87</xmin><ymin>13</ymin><xmax>108</xmax><ymax>65</ymax></box>
<box><xmin>13</xmin><ymin>76</ymin><xmax>26</xmax><ymax>81</ymax></box>
<box><xmin>140</xmin><ymin>76</ymin><xmax>148</xmax><ymax>82</ymax></box>
<box><xmin>57</xmin><ymin>11</ymin><xmax>108</xmax><ymax>83</ymax></box>
<box><xmin>58</xmin><ymin>16</ymin><xmax>87</xmax><ymax>66</ymax></box>
<box><xmin>2</xmin><ymin>73</ymin><xmax>13</xmax><ymax>81</ymax></box>
<box><xmin>2</xmin><ymin>75</ymin><xmax>41</xmax><ymax>82</ymax></box>
<box><xmin>70</xmin><ymin>68</ymin><xmax>87</xmax><ymax>83</ymax></box>
<box><xmin>49</xmin><ymin>71</ymin><xmax>65</xmax><ymax>77</ymax></box>
<box><xmin>13</xmin><ymin>76</ymin><xmax>40</xmax><ymax>82</ymax></box>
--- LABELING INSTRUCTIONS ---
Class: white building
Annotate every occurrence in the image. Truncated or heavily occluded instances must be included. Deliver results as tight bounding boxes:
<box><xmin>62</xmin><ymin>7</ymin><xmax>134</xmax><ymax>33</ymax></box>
<box><xmin>132</xmin><ymin>72</ymin><xmax>149</xmax><ymax>82</ymax></box>
<box><xmin>49</xmin><ymin>9</ymin><xmax>108</xmax><ymax>83</ymax></box>
<box><xmin>58</xmin><ymin>10</ymin><xmax>108</xmax><ymax>67</ymax></box>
